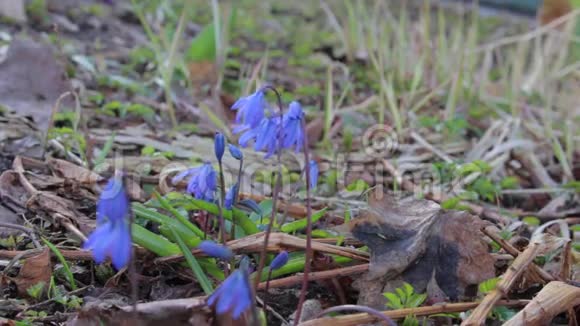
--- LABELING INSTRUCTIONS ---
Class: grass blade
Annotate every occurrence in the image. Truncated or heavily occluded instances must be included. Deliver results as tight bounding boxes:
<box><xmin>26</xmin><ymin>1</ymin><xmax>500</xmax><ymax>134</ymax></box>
<box><xmin>169</xmin><ymin>226</ymin><xmax>214</xmax><ymax>295</ymax></box>
<box><xmin>155</xmin><ymin>192</ymin><xmax>205</xmax><ymax>238</ymax></box>
<box><xmin>42</xmin><ymin>238</ymin><xmax>77</xmax><ymax>290</ymax></box>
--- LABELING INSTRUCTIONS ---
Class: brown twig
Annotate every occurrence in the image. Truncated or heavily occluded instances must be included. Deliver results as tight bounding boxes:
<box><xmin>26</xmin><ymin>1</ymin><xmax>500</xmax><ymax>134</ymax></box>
<box><xmin>481</xmin><ymin>226</ymin><xmax>554</xmax><ymax>283</ymax></box>
<box><xmin>312</xmin><ymin>305</ymin><xmax>397</xmax><ymax>326</ymax></box>
<box><xmin>257</xmin><ymin>264</ymin><xmax>369</xmax><ymax>290</ymax></box>
<box><xmin>299</xmin><ymin>300</ymin><xmax>529</xmax><ymax>326</ymax></box>
<box><xmin>461</xmin><ymin>242</ymin><xmax>542</xmax><ymax>326</ymax></box>
<box><xmin>53</xmin><ymin>213</ymin><xmax>87</xmax><ymax>242</ymax></box>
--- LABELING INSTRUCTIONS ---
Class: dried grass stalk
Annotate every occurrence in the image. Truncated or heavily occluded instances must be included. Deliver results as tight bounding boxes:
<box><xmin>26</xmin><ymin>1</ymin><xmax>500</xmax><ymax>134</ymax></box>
<box><xmin>504</xmin><ymin>281</ymin><xmax>580</xmax><ymax>326</ymax></box>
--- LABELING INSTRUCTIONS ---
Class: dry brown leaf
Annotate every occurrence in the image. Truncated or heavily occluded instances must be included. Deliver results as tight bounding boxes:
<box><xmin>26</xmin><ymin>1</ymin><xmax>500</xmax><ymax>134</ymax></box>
<box><xmin>349</xmin><ymin>190</ymin><xmax>494</xmax><ymax>308</ymax></box>
<box><xmin>10</xmin><ymin>248</ymin><xmax>52</xmax><ymax>297</ymax></box>
<box><xmin>47</xmin><ymin>158</ymin><xmax>103</xmax><ymax>185</ymax></box>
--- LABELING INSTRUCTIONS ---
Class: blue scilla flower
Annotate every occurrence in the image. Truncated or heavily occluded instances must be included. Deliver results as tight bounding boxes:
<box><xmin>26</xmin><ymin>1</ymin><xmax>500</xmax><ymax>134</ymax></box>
<box><xmin>282</xmin><ymin>101</ymin><xmax>305</xmax><ymax>152</ymax></box>
<box><xmin>309</xmin><ymin>160</ymin><xmax>318</xmax><ymax>190</ymax></box>
<box><xmin>232</xmin><ymin>89</ymin><xmax>266</xmax><ymax>129</ymax></box>
<box><xmin>197</xmin><ymin>240</ymin><xmax>233</xmax><ymax>260</ymax></box>
<box><xmin>238</xmin><ymin>116</ymin><xmax>282</xmax><ymax>158</ymax></box>
<box><xmin>270</xmin><ymin>251</ymin><xmax>289</xmax><ymax>271</ymax></box>
<box><xmin>96</xmin><ymin>175</ymin><xmax>129</xmax><ymax>223</ymax></box>
<box><xmin>172</xmin><ymin>163</ymin><xmax>217</xmax><ymax>201</ymax></box>
<box><xmin>253</xmin><ymin>116</ymin><xmax>282</xmax><ymax>158</ymax></box>
<box><xmin>225</xmin><ymin>184</ymin><xmax>238</xmax><ymax>210</ymax></box>
<box><xmin>83</xmin><ymin>176</ymin><xmax>131</xmax><ymax>270</ymax></box>
<box><xmin>207</xmin><ymin>269</ymin><xmax>253</xmax><ymax>320</ymax></box>
<box><xmin>228</xmin><ymin>144</ymin><xmax>243</xmax><ymax>160</ymax></box>
<box><xmin>214</xmin><ymin>132</ymin><xmax>225</xmax><ymax>163</ymax></box>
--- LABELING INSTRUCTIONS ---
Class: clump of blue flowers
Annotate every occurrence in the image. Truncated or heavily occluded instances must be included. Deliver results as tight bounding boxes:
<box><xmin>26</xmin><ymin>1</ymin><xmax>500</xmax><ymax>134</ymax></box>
<box><xmin>83</xmin><ymin>175</ymin><xmax>132</xmax><ymax>270</ymax></box>
<box><xmin>169</xmin><ymin>85</ymin><xmax>319</xmax><ymax>322</ymax></box>
<box><xmin>233</xmin><ymin>88</ymin><xmax>306</xmax><ymax>158</ymax></box>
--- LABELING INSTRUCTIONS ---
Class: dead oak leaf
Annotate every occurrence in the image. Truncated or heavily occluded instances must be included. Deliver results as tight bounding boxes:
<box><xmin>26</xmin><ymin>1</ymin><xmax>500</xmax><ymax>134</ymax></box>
<box><xmin>349</xmin><ymin>192</ymin><xmax>494</xmax><ymax>308</ymax></box>
<box><xmin>10</xmin><ymin>248</ymin><xmax>52</xmax><ymax>298</ymax></box>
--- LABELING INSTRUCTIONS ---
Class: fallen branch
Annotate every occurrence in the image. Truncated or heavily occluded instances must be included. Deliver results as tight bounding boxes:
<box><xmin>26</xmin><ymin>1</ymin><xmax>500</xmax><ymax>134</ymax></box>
<box><xmin>298</xmin><ymin>300</ymin><xmax>529</xmax><ymax>326</ymax></box>
<box><xmin>257</xmin><ymin>264</ymin><xmax>369</xmax><ymax>290</ymax></box>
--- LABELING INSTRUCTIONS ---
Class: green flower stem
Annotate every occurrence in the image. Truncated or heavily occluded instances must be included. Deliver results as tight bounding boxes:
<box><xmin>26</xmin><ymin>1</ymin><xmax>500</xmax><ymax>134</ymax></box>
<box><xmin>155</xmin><ymin>192</ymin><xmax>205</xmax><ymax>238</ymax></box>
<box><xmin>188</xmin><ymin>198</ymin><xmax>260</xmax><ymax>235</ymax></box>
<box><xmin>132</xmin><ymin>223</ymin><xmax>223</xmax><ymax>280</ymax></box>
<box><xmin>132</xmin><ymin>203</ymin><xmax>198</xmax><ymax>238</ymax></box>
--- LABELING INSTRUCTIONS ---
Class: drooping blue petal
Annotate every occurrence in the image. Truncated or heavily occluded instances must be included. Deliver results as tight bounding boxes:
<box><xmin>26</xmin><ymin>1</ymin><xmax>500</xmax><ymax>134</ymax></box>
<box><xmin>83</xmin><ymin>223</ymin><xmax>112</xmax><ymax>263</ymax></box>
<box><xmin>197</xmin><ymin>240</ymin><xmax>233</xmax><ymax>260</ymax></box>
<box><xmin>182</xmin><ymin>163</ymin><xmax>217</xmax><ymax>202</ymax></box>
<box><xmin>205</xmin><ymin>168</ymin><xmax>217</xmax><ymax>192</ymax></box>
<box><xmin>282</xmin><ymin>101</ymin><xmax>305</xmax><ymax>152</ymax></box>
<box><xmin>84</xmin><ymin>218</ymin><xmax>131</xmax><ymax>270</ymax></box>
<box><xmin>254</xmin><ymin>116</ymin><xmax>281</xmax><ymax>158</ymax></box>
<box><xmin>225</xmin><ymin>184</ymin><xmax>237</xmax><ymax>210</ymax></box>
<box><xmin>232</xmin><ymin>124</ymin><xmax>250</xmax><ymax>135</ymax></box>
<box><xmin>238</xmin><ymin>126</ymin><xmax>259</xmax><ymax>148</ymax></box>
<box><xmin>85</xmin><ymin>175</ymin><xmax>132</xmax><ymax>271</ymax></box>
<box><xmin>232</xmin><ymin>98</ymin><xmax>248</xmax><ymax>124</ymax></box>
<box><xmin>96</xmin><ymin>176</ymin><xmax>129</xmax><ymax>223</ymax></box>
<box><xmin>172</xmin><ymin>167</ymin><xmax>200</xmax><ymax>185</ymax></box>
<box><xmin>231</xmin><ymin>90</ymin><xmax>266</xmax><ymax>129</ymax></box>
<box><xmin>216</xmin><ymin>282</ymin><xmax>237</xmax><ymax>314</ymax></box>
<box><xmin>206</xmin><ymin>284</ymin><xmax>226</xmax><ymax>307</ymax></box>
<box><xmin>110</xmin><ymin>221</ymin><xmax>131</xmax><ymax>270</ymax></box>
<box><xmin>207</xmin><ymin>269</ymin><xmax>252</xmax><ymax>320</ymax></box>
<box><xmin>231</xmin><ymin>272</ymin><xmax>252</xmax><ymax>318</ymax></box>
